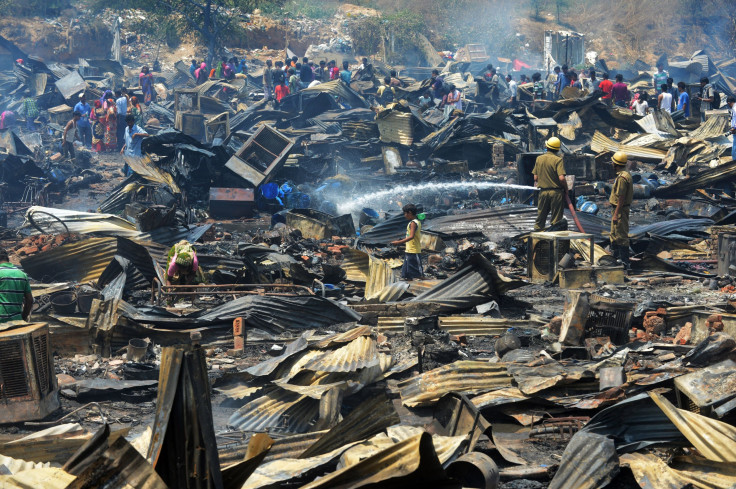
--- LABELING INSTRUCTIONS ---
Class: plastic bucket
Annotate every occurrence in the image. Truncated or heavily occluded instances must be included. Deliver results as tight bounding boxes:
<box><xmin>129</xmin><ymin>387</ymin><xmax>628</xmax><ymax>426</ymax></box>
<box><xmin>127</xmin><ymin>338</ymin><xmax>148</xmax><ymax>362</ymax></box>
<box><xmin>359</xmin><ymin>208</ymin><xmax>380</xmax><ymax>227</ymax></box>
<box><xmin>50</xmin><ymin>292</ymin><xmax>77</xmax><ymax>315</ymax></box>
<box><xmin>260</xmin><ymin>182</ymin><xmax>279</xmax><ymax>199</ymax></box>
<box><xmin>77</xmin><ymin>289</ymin><xmax>101</xmax><ymax>314</ymax></box>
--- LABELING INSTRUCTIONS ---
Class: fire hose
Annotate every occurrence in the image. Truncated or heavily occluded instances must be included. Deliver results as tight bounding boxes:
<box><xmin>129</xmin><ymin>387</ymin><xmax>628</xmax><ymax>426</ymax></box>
<box><xmin>564</xmin><ymin>191</ymin><xmax>586</xmax><ymax>233</ymax></box>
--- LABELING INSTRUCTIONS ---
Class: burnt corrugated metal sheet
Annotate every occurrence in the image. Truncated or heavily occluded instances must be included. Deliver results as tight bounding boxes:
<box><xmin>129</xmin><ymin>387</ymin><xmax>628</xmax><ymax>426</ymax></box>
<box><xmin>410</xmin><ymin>253</ymin><xmax>527</xmax><ymax>312</ymax></box>
<box><xmin>629</xmin><ymin>218</ymin><xmax>713</xmax><ymax>241</ymax></box>
<box><xmin>591</xmin><ymin>131</ymin><xmax>667</xmax><ymax>162</ymax></box>
<box><xmin>548</xmin><ymin>432</ymin><xmax>619</xmax><ymax>489</ymax></box>
<box><xmin>471</xmin><ymin>387</ymin><xmax>530</xmax><ymax>409</ymax></box>
<box><xmin>622</xmin><ymin>453</ymin><xmax>736</xmax><ymax>489</ymax></box>
<box><xmin>242</xmin><ymin>444</ymin><xmax>353</xmax><ymax>489</ymax></box>
<box><xmin>649</xmin><ymin>392</ymin><xmax>736</xmax><ymax>462</ymax></box>
<box><xmin>653</xmin><ymin>160</ymin><xmax>736</xmax><ymax>198</ymax></box>
<box><xmin>300</xmin><ymin>392</ymin><xmax>400</xmax><ymax>459</ymax></box>
<box><xmin>356</xmin><ymin>213</ymin><xmax>405</xmax><ymax>246</ymax></box>
<box><xmin>398</xmin><ymin>360</ymin><xmax>512</xmax><ymax>408</ymax></box>
<box><xmin>579</xmin><ymin>393</ymin><xmax>686</xmax><ymax>452</ymax></box>
<box><xmin>299</xmin><ymin>433</ymin><xmax>450</xmax><ymax>489</ymax></box>
<box><xmin>21</xmin><ymin>237</ymin><xmax>117</xmax><ymax>283</ymax></box>
<box><xmin>246</xmin><ymin>335</ymin><xmax>310</xmax><ymax>377</ymax></box>
<box><xmin>314</xmin><ymin>326</ymin><xmax>372</xmax><ymax>348</ymax></box>
<box><xmin>25</xmin><ymin>206</ymin><xmax>139</xmax><ymax>237</ymax></box>
<box><xmin>301</xmin><ymin>336</ymin><xmax>379</xmax><ymax>373</ymax></box>
<box><xmin>301</xmin><ymin>80</ymin><xmax>368</xmax><ymax>109</ymax></box>
<box><xmin>228</xmin><ymin>389</ymin><xmax>320</xmax><ymax>433</ymax></box>
<box><xmin>340</xmin><ymin>249</ymin><xmax>369</xmax><ymax>282</ymax></box>
<box><xmin>194</xmin><ymin>295</ymin><xmax>362</xmax><ymax>333</ymax></box>
<box><xmin>424</xmin><ymin>205</ymin><xmax>611</xmax><ymax>241</ymax></box>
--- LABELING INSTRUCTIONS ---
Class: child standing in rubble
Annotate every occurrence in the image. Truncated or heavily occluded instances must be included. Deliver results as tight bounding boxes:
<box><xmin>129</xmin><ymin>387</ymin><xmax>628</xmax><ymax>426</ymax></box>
<box><xmin>391</xmin><ymin>204</ymin><xmax>424</xmax><ymax>280</ymax></box>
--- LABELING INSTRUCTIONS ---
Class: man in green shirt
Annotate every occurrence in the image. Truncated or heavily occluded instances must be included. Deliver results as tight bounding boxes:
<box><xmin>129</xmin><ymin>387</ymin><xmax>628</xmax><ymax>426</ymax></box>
<box><xmin>0</xmin><ymin>248</ymin><xmax>33</xmax><ymax>323</ymax></box>
<box><xmin>20</xmin><ymin>91</ymin><xmax>39</xmax><ymax>131</ymax></box>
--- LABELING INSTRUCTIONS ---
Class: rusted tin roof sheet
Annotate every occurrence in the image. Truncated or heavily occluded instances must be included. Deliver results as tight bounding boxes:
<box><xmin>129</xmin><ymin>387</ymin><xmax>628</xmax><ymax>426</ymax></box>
<box><xmin>622</xmin><ymin>453</ymin><xmax>736</xmax><ymax>489</ymax></box>
<box><xmin>650</xmin><ymin>391</ymin><xmax>736</xmax><ymax>462</ymax></box>
<box><xmin>548</xmin><ymin>432</ymin><xmax>619</xmax><ymax>489</ymax></box>
<box><xmin>398</xmin><ymin>361</ymin><xmax>512</xmax><ymax>407</ymax></box>
<box><xmin>301</xmin><ymin>336</ymin><xmax>380</xmax><ymax>373</ymax></box>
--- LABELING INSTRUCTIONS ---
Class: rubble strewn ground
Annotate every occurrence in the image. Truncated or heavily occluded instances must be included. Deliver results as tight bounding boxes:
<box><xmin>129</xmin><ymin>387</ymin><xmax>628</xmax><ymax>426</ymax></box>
<box><xmin>1</xmin><ymin>3</ymin><xmax>736</xmax><ymax>488</ymax></box>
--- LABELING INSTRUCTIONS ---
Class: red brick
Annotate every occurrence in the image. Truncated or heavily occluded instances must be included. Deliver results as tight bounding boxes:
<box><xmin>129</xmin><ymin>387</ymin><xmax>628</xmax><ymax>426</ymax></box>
<box><xmin>233</xmin><ymin>317</ymin><xmax>245</xmax><ymax>336</ymax></box>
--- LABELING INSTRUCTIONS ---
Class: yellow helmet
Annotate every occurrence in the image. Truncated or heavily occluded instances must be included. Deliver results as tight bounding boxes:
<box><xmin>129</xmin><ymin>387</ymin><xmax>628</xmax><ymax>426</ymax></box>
<box><xmin>612</xmin><ymin>151</ymin><xmax>628</xmax><ymax>166</ymax></box>
<box><xmin>546</xmin><ymin>137</ymin><xmax>561</xmax><ymax>151</ymax></box>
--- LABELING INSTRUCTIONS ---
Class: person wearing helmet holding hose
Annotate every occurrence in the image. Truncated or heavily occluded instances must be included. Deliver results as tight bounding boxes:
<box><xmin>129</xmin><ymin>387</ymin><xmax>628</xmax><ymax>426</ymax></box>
<box><xmin>609</xmin><ymin>152</ymin><xmax>633</xmax><ymax>269</ymax></box>
<box><xmin>532</xmin><ymin>137</ymin><xmax>568</xmax><ymax>231</ymax></box>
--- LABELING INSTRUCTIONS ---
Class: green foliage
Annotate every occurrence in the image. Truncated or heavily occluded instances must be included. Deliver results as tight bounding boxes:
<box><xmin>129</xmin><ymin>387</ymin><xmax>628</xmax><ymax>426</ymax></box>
<box><xmin>529</xmin><ymin>0</ymin><xmax>547</xmax><ymax>19</ymax></box>
<box><xmin>349</xmin><ymin>16</ymin><xmax>383</xmax><ymax>55</ymax></box>
<box><xmin>283</xmin><ymin>0</ymin><xmax>337</xmax><ymax>19</ymax></box>
<box><xmin>1</xmin><ymin>0</ymin><xmax>69</xmax><ymax>16</ymax></box>
<box><xmin>350</xmin><ymin>9</ymin><xmax>424</xmax><ymax>61</ymax></box>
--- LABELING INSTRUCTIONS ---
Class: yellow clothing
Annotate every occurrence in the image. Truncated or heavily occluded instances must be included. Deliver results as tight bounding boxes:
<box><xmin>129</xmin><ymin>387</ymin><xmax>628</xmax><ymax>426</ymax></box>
<box><xmin>405</xmin><ymin>219</ymin><xmax>421</xmax><ymax>254</ymax></box>
<box><xmin>532</xmin><ymin>152</ymin><xmax>566</xmax><ymax>190</ymax></box>
<box><xmin>609</xmin><ymin>170</ymin><xmax>633</xmax><ymax>246</ymax></box>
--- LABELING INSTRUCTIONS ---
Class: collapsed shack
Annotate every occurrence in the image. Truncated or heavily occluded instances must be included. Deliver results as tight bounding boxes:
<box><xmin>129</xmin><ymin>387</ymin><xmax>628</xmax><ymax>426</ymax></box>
<box><xmin>4</xmin><ymin>24</ymin><xmax>736</xmax><ymax>489</ymax></box>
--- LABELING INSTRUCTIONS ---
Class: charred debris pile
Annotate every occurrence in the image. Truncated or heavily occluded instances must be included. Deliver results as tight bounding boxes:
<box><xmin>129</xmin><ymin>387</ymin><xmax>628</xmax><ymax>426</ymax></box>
<box><xmin>3</xmin><ymin>33</ymin><xmax>736</xmax><ymax>488</ymax></box>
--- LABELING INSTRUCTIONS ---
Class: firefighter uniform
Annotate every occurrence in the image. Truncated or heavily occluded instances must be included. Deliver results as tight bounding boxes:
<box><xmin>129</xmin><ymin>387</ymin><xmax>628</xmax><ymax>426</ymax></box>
<box><xmin>533</xmin><ymin>139</ymin><xmax>566</xmax><ymax>231</ymax></box>
<box><xmin>609</xmin><ymin>151</ymin><xmax>633</xmax><ymax>266</ymax></box>
<box><xmin>609</xmin><ymin>171</ymin><xmax>633</xmax><ymax>245</ymax></box>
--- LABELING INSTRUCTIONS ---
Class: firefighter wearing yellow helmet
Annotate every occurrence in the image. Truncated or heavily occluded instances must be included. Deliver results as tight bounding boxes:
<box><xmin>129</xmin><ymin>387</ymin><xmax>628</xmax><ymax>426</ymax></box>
<box><xmin>609</xmin><ymin>151</ymin><xmax>633</xmax><ymax>268</ymax></box>
<box><xmin>532</xmin><ymin>137</ymin><xmax>568</xmax><ymax>230</ymax></box>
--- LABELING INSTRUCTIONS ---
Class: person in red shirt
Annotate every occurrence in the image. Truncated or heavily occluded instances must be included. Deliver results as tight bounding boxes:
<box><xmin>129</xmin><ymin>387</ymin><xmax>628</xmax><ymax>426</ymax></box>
<box><xmin>274</xmin><ymin>80</ymin><xmax>290</xmax><ymax>107</ymax></box>
<box><xmin>599</xmin><ymin>72</ymin><xmax>613</xmax><ymax>106</ymax></box>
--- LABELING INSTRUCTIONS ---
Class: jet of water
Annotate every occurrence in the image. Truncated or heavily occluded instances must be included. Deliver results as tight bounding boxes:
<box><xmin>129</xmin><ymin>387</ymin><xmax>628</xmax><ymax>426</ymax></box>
<box><xmin>338</xmin><ymin>181</ymin><xmax>536</xmax><ymax>214</ymax></box>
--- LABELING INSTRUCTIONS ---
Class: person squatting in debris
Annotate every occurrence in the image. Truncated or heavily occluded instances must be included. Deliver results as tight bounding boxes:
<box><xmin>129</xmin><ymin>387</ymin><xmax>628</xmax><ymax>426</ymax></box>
<box><xmin>0</xmin><ymin>109</ymin><xmax>15</xmax><ymax>130</ymax></box>
<box><xmin>533</xmin><ymin>137</ymin><xmax>568</xmax><ymax>231</ymax></box>
<box><xmin>166</xmin><ymin>240</ymin><xmax>204</xmax><ymax>287</ymax></box>
<box><xmin>609</xmin><ymin>151</ymin><xmax>633</xmax><ymax>269</ymax></box>
<box><xmin>391</xmin><ymin>204</ymin><xmax>425</xmax><ymax>280</ymax></box>
<box><xmin>0</xmin><ymin>247</ymin><xmax>33</xmax><ymax>323</ymax></box>
<box><xmin>62</xmin><ymin>111</ymin><xmax>81</xmax><ymax>160</ymax></box>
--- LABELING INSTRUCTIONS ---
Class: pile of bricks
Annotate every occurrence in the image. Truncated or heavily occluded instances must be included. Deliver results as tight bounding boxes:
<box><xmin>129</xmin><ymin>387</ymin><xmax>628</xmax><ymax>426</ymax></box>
<box><xmin>643</xmin><ymin>308</ymin><xmax>667</xmax><ymax>335</ymax></box>
<box><xmin>13</xmin><ymin>234</ymin><xmax>78</xmax><ymax>256</ymax></box>
<box><xmin>706</xmin><ymin>314</ymin><xmax>724</xmax><ymax>334</ymax></box>
<box><xmin>492</xmin><ymin>142</ymin><xmax>504</xmax><ymax>168</ymax></box>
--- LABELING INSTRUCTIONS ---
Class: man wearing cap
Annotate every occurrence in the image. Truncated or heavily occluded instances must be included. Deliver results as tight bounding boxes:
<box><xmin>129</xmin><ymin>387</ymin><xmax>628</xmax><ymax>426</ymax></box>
<box><xmin>609</xmin><ymin>151</ymin><xmax>633</xmax><ymax>268</ymax></box>
<box><xmin>532</xmin><ymin>137</ymin><xmax>568</xmax><ymax>231</ymax></box>
<box><xmin>74</xmin><ymin>93</ymin><xmax>92</xmax><ymax>149</ymax></box>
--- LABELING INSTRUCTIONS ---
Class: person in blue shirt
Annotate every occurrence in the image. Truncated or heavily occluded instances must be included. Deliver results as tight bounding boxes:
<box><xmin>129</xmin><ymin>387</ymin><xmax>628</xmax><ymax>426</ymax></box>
<box><xmin>120</xmin><ymin>114</ymin><xmax>149</xmax><ymax>175</ymax></box>
<box><xmin>73</xmin><ymin>93</ymin><xmax>92</xmax><ymax>148</ymax></box>
<box><xmin>339</xmin><ymin>61</ymin><xmax>351</xmax><ymax>84</ymax></box>
<box><xmin>555</xmin><ymin>64</ymin><xmax>569</xmax><ymax>100</ymax></box>
<box><xmin>677</xmin><ymin>81</ymin><xmax>690</xmax><ymax>118</ymax></box>
<box><xmin>189</xmin><ymin>59</ymin><xmax>197</xmax><ymax>79</ymax></box>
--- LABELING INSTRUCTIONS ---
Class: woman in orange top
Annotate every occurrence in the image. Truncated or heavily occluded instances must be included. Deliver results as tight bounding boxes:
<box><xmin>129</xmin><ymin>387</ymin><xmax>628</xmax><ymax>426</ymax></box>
<box><xmin>104</xmin><ymin>98</ymin><xmax>118</xmax><ymax>152</ymax></box>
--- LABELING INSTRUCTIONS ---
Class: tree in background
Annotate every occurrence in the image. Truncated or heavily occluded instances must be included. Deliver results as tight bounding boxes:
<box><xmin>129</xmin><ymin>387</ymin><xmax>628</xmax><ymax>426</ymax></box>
<box><xmin>529</xmin><ymin>0</ymin><xmax>546</xmax><ymax>20</ymax></box>
<box><xmin>555</xmin><ymin>0</ymin><xmax>569</xmax><ymax>24</ymax></box>
<box><xmin>89</xmin><ymin>0</ymin><xmax>250</xmax><ymax>66</ymax></box>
